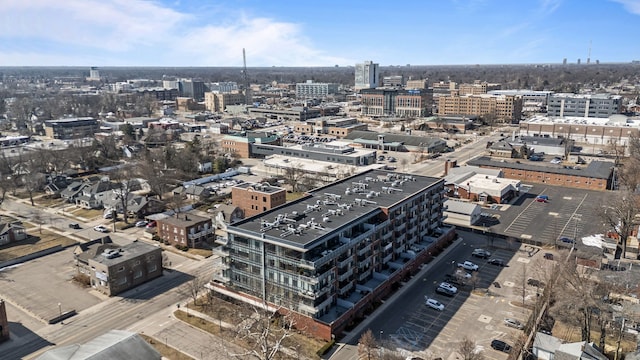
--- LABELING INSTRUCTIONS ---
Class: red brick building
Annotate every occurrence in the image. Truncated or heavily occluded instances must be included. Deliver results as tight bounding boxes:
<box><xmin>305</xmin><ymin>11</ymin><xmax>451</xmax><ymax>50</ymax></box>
<box><xmin>467</xmin><ymin>156</ymin><xmax>614</xmax><ymax>191</ymax></box>
<box><xmin>231</xmin><ymin>182</ymin><xmax>287</xmax><ymax>218</ymax></box>
<box><xmin>221</xmin><ymin>132</ymin><xmax>282</xmax><ymax>158</ymax></box>
<box><xmin>157</xmin><ymin>213</ymin><xmax>213</xmax><ymax>248</ymax></box>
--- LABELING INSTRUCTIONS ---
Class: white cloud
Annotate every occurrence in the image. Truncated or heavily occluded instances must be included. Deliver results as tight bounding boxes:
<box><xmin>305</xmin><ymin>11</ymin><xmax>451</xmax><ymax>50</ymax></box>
<box><xmin>538</xmin><ymin>0</ymin><xmax>562</xmax><ymax>14</ymax></box>
<box><xmin>611</xmin><ymin>0</ymin><xmax>640</xmax><ymax>15</ymax></box>
<box><xmin>0</xmin><ymin>0</ymin><xmax>350</xmax><ymax>66</ymax></box>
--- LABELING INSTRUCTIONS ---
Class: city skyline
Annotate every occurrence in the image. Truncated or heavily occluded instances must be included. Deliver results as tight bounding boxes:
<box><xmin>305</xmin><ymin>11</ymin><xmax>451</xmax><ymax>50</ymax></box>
<box><xmin>1</xmin><ymin>0</ymin><xmax>639</xmax><ymax>67</ymax></box>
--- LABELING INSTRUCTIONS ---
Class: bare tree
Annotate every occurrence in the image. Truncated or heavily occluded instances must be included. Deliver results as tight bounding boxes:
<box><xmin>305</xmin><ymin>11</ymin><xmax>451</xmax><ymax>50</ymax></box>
<box><xmin>231</xmin><ymin>305</ymin><xmax>295</xmax><ymax>360</ymax></box>
<box><xmin>458</xmin><ymin>336</ymin><xmax>484</xmax><ymax>360</ymax></box>
<box><xmin>513</xmin><ymin>263</ymin><xmax>528</xmax><ymax>307</ymax></box>
<box><xmin>181</xmin><ymin>275</ymin><xmax>206</xmax><ymax>307</ymax></box>
<box><xmin>111</xmin><ymin>167</ymin><xmax>138</xmax><ymax>224</ymax></box>
<box><xmin>358</xmin><ymin>329</ymin><xmax>379</xmax><ymax>360</ymax></box>
<box><xmin>597</xmin><ymin>190</ymin><xmax>639</xmax><ymax>259</ymax></box>
<box><xmin>283</xmin><ymin>163</ymin><xmax>306</xmax><ymax>192</ymax></box>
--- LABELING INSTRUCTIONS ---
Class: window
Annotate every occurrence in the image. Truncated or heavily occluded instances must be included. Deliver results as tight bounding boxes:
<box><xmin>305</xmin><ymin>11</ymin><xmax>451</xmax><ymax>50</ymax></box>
<box><xmin>263</xmin><ymin>196</ymin><xmax>267</xmax><ymax>202</ymax></box>
<box><xmin>118</xmin><ymin>266</ymin><xmax>125</xmax><ymax>272</ymax></box>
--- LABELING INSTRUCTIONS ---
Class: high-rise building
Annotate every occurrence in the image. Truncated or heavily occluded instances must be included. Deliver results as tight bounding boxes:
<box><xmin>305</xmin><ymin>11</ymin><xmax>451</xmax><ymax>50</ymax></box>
<box><xmin>181</xmin><ymin>79</ymin><xmax>206</xmax><ymax>100</ymax></box>
<box><xmin>87</xmin><ymin>67</ymin><xmax>100</xmax><ymax>81</ymax></box>
<box><xmin>355</xmin><ymin>61</ymin><xmax>379</xmax><ymax>90</ymax></box>
<box><xmin>437</xmin><ymin>94</ymin><xmax>522</xmax><ymax>123</ymax></box>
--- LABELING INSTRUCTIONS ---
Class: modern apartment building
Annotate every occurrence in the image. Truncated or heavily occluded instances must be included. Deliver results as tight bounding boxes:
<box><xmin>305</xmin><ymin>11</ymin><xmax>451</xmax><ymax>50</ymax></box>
<box><xmin>547</xmin><ymin>93</ymin><xmax>622</xmax><ymax>118</ymax></box>
<box><xmin>232</xmin><ymin>182</ymin><xmax>287</xmax><ymax>218</ymax></box>
<box><xmin>355</xmin><ymin>61</ymin><xmax>379</xmax><ymax>90</ymax></box>
<box><xmin>44</xmin><ymin>117</ymin><xmax>100</xmax><ymax>140</ymax></box>
<box><xmin>295</xmin><ymin>80</ymin><xmax>339</xmax><ymax>100</ymax></box>
<box><xmin>210</xmin><ymin>169</ymin><xmax>454</xmax><ymax>339</ymax></box>
<box><xmin>204</xmin><ymin>92</ymin><xmax>246</xmax><ymax>112</ymax></box>
<box><xmin>157</xmin><ymin>213</ymin><xmax>213</xmax><ymax>249</ymax></box>
<box><xmin>437</xmin><ymin>94</ymin><xmax>523</xmax><ymax>123</ymax></box>
<box><xmin>74</xmin><ymin>239</ymin><xmax>163</xmax><ymax>296</ymax></box>
<box><xmin>208</xmin><ymin>81</ymin><xmax>238</xmax><ymax>93</ymax></box>
<box><xmin>360</xmin><ymin>88</ymin><xmax>433</xmax><ymax>118</ymax></box>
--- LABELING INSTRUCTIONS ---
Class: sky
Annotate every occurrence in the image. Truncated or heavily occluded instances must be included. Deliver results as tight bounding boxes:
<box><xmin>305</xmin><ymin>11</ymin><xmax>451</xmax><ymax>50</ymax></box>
<box><xmin>0</xmin><ymin>0</ymin><xmax>639</xmax><ymax>67</ymax></box>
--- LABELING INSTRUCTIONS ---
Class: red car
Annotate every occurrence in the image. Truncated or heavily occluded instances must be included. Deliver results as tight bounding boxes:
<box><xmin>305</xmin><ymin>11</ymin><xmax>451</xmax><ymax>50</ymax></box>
<box><xmin>146</xmin><ymin>221</ymin><xmax>157</xmax><ymax>228</ymax></box>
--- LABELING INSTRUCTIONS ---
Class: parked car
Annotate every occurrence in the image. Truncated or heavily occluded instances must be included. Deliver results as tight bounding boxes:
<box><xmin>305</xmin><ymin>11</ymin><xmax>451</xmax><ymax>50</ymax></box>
<box><xmin>491</xmin><ymin>339</ymin><xmax>512</xmax><ymax>353</ymax></box>
<box><xmin>377</xmin><ymin>155</ymin><xmax>385</xmax><ymax>161</ymax></box>
<box><xmin>68</xmin><ymin>223</ymin><xmax>81</xmax><ymax>229</ymax></box>
<box><xmin>535</xmin><ymin>195</ymin><xmax>549</xmax><ymax>202</ymax></box>
<box><xmin>472</xmin><ymin>248</ymin><xmax>491</xmax><ymax>258</ymax></box>
<box><xmin>457</xmin><ymin>261</ymin><xmax>479</xmax><ymax>271</ymax></box>
<box><xmin>504</xmin><ymin>318</ymin><xmax>524</xmax><ymax>330</ymax></box>
<box><xmin>443</xmin><ymin>274</ymin><xmax>463</xmax><ymax>286</ymax></box>
<box><xmin>438</xmin><ymin>282</ymin><xmax>458</xmax><ymax>294</ymax></box>
<box><xmin>388</xmin><ymin>157</ymin><xmax>397</xmax><ymax>162</ymax></box>
<box><xmin>455</xmin><ymin>270</ymin><xmax>472</xmax><ymax>279</ymax></box>
<box><xmin>558</xmin><ymin>236</ymin><xmax>575</xmax><ymax>244</ymax></box>
<box><xmin>527</xmin><ymin>278</ymin><xmax>545</xmax><ymax>288</ymax></box>
<box><xmin>93</xmin><ymin>225</ymin><xmax>109</xmax><ymax>233</ymax></box>
<box><xmin>543</xmin><ymin>253</ymin><xmax>554</xmax><ymax>260</ymax></box>
<box><xmin>135</xmin><ymin>220</ymin><xmax>148</xmax><ymax>227</ymax></box>
<box><xmin>425</xmin><ymin>298</ymin><xmax>445</xmax><ymax>311</ymax></box>
<box><xmin>436</xmin><ymin>286</ymin><xmax>456</xmax><ymax>297</ymax></box>
<box><xmin>529</xmin><ymin>155</ymin><xmax>543</xmax><ymax>161</ymax></box>
<box><xmin>146</xmin><ymin>221</ymin><xmax>157</xmax><ymax>228</ymax></box>
<box><xmin>487</xmin><ymin>258</ymin><xmax>505</xmax><ymax>267</ymax></box>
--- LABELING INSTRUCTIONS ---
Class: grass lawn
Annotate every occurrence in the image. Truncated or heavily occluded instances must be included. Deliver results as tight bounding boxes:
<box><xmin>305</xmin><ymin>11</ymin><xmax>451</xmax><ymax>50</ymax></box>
<box><xmin>69</xmin><ymin>207</ymin><xmax>102</xmax><ymax>219</ymax></box>
<box><xmin>139</xmin><ymin>334</ymin><xmax>195</xmax><ymax>360</ymax></box>
<box><xmin>34</xmin><ymin>195</ymin><xmax>64</xmax><ymax>207</ymax></box>
<box><xmin>286</xmin><ymin>192</ymin><xmax>306</xmax><ymax>202</ymax></box>
<box><xmin>187</xmin><ymin>248</ymin><xmax>212</xmax><ymax>258</ymax></box>
<box><xmin>0</xmin><ymin>231</ymin><xmax>77</xmax><ymax>261</ymax></box>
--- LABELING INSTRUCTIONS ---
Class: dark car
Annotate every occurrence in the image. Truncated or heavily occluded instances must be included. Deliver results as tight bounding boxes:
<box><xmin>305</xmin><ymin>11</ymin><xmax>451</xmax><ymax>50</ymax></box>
<box><xmin>527</xmin><ymin>278</ymin><xmax>546</xmax><ymax>288</ymax></box>
<box><xmin>68</xmin><ymin>223</ymin><xmax>81</xmax><ymax>229</ymax></box>
<box><xmin>559</xmin><ymin>236</ymin><xmax>575</xmax><ymax>244</ymax></box>
<box><xmin>543</xmin><ymin>253</ymin><xmax>554</xmax><ymax>260</ymax></box>
<box><xmin>491</xmin><ymin>339</ymin><xmax>512</xmax><ymax>353</ymax></box>
<box><xmin>488</xmin><ymin>258</ymin><xmax>505</xmax><ymax>267</ymax></box>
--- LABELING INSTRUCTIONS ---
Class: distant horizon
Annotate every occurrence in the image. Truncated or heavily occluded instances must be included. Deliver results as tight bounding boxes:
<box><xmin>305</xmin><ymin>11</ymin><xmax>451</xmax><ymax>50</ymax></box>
<box><xmin>1</xmin><ymin>1</ymin><xmax>639</xmax><ymax>67</ymax></box>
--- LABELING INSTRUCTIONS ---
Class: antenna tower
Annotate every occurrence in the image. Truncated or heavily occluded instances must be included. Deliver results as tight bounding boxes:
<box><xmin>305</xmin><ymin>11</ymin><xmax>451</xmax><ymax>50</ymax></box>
<box><xmin>242</xmin><ymin>48</ymin><xmax>251</xmax><ymax>104</ymax></box>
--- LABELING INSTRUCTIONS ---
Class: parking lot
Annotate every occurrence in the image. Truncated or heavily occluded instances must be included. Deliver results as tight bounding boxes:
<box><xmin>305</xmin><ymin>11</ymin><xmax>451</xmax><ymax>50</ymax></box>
<box><xmin>357</xmin><ymin>231</ymin><xmax>555</xmax><ymax>360</ymax></box>
<box><xmin>477</xmin><ymin>184</ymin><xmax>609</xmax><ymax>246</ymax></box>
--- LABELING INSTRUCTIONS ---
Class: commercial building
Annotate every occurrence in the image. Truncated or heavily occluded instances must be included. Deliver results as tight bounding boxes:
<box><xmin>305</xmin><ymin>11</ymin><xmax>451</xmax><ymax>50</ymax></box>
<box><xmin>467</xmin><ymin>156</ymin><xmax>614</xmax><ymax>191</ymax></box>
<box><xmin>405</xmin><ymin>79</ymin><xmax>428</xmax><ymax>90</ymax></box>
<box><xmin>44</xmin><ymin>117</ymin><xmax>100</xmax><ymax>140</ymax></box>
<box><xmin>208</xmin><ymin>81</ymin><xmax>238</xmax><ymax>93</ymax></box>
<box><xmin>547</xmin><ymin>93</ymin><xmax>622</xmax><ymax>118</ymax></box>
<box><xmin>295</xmin><ymin>80</ymin><xmax>339</xmax><ymax>100</ymax></box>
<box><xmin>248</xmin><ymin>107</ymin><xmax>322</xmax><ymax>122</ymax></box>
<box><xmin>444</xmin><ymin>166</ymin><xmax>521</xmax><ymax>204</ymax></box>
<box><xmin>355</xmin><ymin>61</ymin><xmax>379</xmax><ymax>90</ymax></box>
<box><xmin>488</xmin><ymin>90</ymin><xmax>553</xmax><ymax>113</ymax></box>
<box><xmin>437</xmin><ymin>94</ymin><xmax>523</xmax><ymax>123</ymax></box>
<box><xmin>210</xmin><ymin>169</ymin><xmax>454</xmax><ymax>340</ymax></box>
<box><xmin>293</xmin><ymin>116</ymin><xmax>368</xmax><ymax>137</ymax></box>
<box><xmin>157</xmin><ymin>213</ymin><xmax>213</xmax><ymax>249</ymax></box>
<box><xmin>204</xmin><ymin>92</ymin><xmax>246</xmax><ymax>112</ymax></box>
<box><xmin>343</xmin><ymin>130</ymin><xmax>447</xmax><ymax>153</ymax></box>
<box><xmin>443</xmin><ymin>199</ymin><xmax>482</xmax><ymax>227</ymax></box>
<box><xmin>382</xmin><ymin>75</ymin><xmax>403</xmax><ymax>88</ymax></box>
<box><xmin>180</xmin><ymin>79</ymin><xmax>206</xmax><ymax>100</ymax></box>
<box><xmin>74</xmin><ymin>239</ymin><xmax>163</xmax><ymax>296</ymax></box>
<box><xmin>221</xmin><ymin>131</ymin><xmax>282</xmax><ymax>158</ymax></box>
<box><xmin>232</xmin><ymin>182</ymin><xmax>287</xmax><ymax>218</ymax></box>
<box><xmin>518</xmin><ymin>115</ymin><xmax>640</xmax><ymax>149</ymax></box>
<box><xmin>251</xmin><ymin>140</ymin><xmax>378</xmax><ymax>166</ymax></box>
<box><xmin>360</xmin><ymin>88</ymin><xmax>433</xmax><ymax>118</ymax></box>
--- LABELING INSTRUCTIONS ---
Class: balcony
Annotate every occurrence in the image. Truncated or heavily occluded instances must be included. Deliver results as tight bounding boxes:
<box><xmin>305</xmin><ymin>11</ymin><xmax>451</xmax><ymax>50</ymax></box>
<box><xmin>338</xmin><ymin>256</ymin><xmax>352</xmax><ymax>269</ymax></box>
<box><xmin>357</xmin><ymin>243</ymin><xmax>371</xmax><ymax>256</ymax></box>
<box><xmin>383</xmin><ymin>252</ymin><xmax>393</xmax><ymax>264</ymax></box>
<box><xmin>212</xmin><ymin>247</ymin><xmax>229</xmax><ymax>257</ymax></box>
<box><xmin>188</xmin><ymin>227</ymin><xmax>214</xmax><ymax>240</ymax></box>
<box><xmin>338</xmin><ymin>268</ymin><xmax>353</xmax><ymax>282</ymax></box>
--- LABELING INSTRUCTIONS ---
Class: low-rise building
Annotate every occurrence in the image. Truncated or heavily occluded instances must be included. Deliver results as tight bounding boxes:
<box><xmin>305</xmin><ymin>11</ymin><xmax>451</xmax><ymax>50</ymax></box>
<box><xmin>232</xmin><ymin>182</ymin><xmax>287</xmax><ymax>218</ymax></box>
<box><xmin>443</xmin><ymin>199</ymin><xmax>482</xmax><ymax>226</ymax></box>
<box><xmin>467</xmin><ymin>156</ymin><xmax>614</xmax><ymax>191</ymax></box>
<box><xmin>343</xmin><ymin>130</ymin><xmax>446</xmax><ymax>153</ymax></box>
<box><xmin>221</xmin><ymin>131</ymin><xmax>282</xmax><ymax>158</ymax></box>
<box><xmin>157</xmin><ymin>213</ymin><xmax>213</xmax><ymax>248</ymax></box>
<box><xmin>547</xmin><ymin>93</ymin><xmax>622</xmax><ymax>118</ymax></box>
<box><xmin>249</xmin><ymin>107</ymin><xmax>322</xmax><ymax>122</ymax></box>
<box><xmin>74</xmin><ymin>238</ymin><xmax>163</xmax><ymax>296</ymax></box>
<box><xmin>204</xmin><ymin>92</ymin><xmax>246</xmax><ymax>112</ymax></box>
<box><xmin>293</xmin><ymin>117</ymin><xmax>368</xmax><ymax>138</ymax></box>
<box><xmin>36</xmin><ymin>330</ymin><xmax>161</xmax><ymax>360</ymax></box>
<box><xmin>251</xmin><ymin>140</ymin><xmax>378</xmax><ymax>166</ymax></box>
<box><xmin>444</xmin><ymin>168</ymin><xmax>521</xmax><ymax>204</ymax></box>
<box><xmin>44</xmin><ymin>117</ymin><xmax>100</xmax><ymax>140</ymax></box>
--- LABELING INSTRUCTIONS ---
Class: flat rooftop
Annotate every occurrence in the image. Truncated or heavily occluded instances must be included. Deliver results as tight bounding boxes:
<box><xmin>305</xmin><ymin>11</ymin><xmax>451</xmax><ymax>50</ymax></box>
<box><xmin>234</xmin><ymin>182</ymin><xmax>285</xmax><ymax>194</ymax></box>
<box><xmin>228</xmin><ymin>169</ymin><xmax>442</xmax><ymax>249</ymax></box>
<box><xmin>89</xmin><ymin>240</ymin><xmax>159</xmax><ymax>266</ymax></box>
<box><xmin>467</xmin><ymin>156</ymin><xmax>613</xmax><ymax>179</ymax></box>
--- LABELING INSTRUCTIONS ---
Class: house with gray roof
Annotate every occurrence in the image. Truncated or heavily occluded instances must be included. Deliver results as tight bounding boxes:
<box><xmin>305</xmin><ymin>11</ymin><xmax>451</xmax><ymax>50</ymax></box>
<box><xmin>533</xmin><ymin>332</ymin><xmax>607</xmax><ymax>360</ymax></box>
<box><xmin>0</xmin><ymin>221</ymin><xmax>27</xmax><ymax>246</ymax></box>
<box><xmin>36</xmin><ymin>329</ymin><xmax>160</xmax><ymax>360</ymax></box>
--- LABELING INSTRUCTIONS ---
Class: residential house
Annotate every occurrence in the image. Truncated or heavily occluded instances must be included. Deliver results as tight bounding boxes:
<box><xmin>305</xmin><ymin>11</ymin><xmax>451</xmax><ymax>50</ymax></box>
<box><xmin>533</xmin><ymin>332</ymin><xmax>608</xmax><ymax>360</ymax></box>
<box><xmin>171</xmin><ymin>185</ymin><xmax>211</xmax><ymax>202</ymax></box>
<box><xmin>60</xmin><ymin>180</ymin><xmax>86</xmax><ymax>203</ymax></box>
<box><xmin>75</xmin><ymin>180</ymin><xmax>121</xmax><ymax>209</ymax></box>
<box><xmin>157</xmin><ymin>213</ymin><xmax>213</xmax><ymax>248</ymax></box>
<box><xmin>36</xmin><ymin>330</ymin><xmax>161</xmax><ymax>360</ymax></box>
<box><xmin>102</xmin><ymin>194</ymin><xmax>165</xmax><ymax>218</ymax></box>
<box><xmin>0</xmin><ymin>221</ymin><xmax>27</xmax><ymax>246</ymax></box>
<box><xmin>210</xmin><ymin>204</ymin><xmax>243</xmax><ymax>244</ymax></box>
<box><xmin>487</xmin><ymin>139</ymin><xmax>517</xmax><ymax>158</ymax></box>
<box><xmin>43</xmin><ymin>176</ymin><xmax>71</xmax><ymax>196</ymax></box>
<box><xmin>74</xmin><ymin>238</ymin><xmax>162</xmax><ymax>296</ymax></box>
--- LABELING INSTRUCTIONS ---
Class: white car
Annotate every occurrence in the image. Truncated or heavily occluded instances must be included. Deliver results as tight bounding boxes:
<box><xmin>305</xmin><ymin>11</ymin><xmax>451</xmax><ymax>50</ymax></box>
<box><xmin>93</xmin><ymin>225</ymin><xmax>109</xmax><ymax>233</ymax></box>
<box><xmin>458</xmin><ymin>261</ymin><xmax>479</xmax><ymax>271</ymax></box>
<box><xmin>425</xmin><ymin>298</ymin><xmax>445</xmax><ymax>311</ymax></box>
<box><xmin>438</xmin><ymin>282</ymin><xmax>458</xmax><ymax>293</ymax></box>
<box><xmin>135</xmin><ymin>220</ymin><xmax>148</xmax><ymax>227</ymax></box>
<box><xmin>455</xmin><ymin>270</ymin><xmax>472</xmax><ymax>279</ymax></box>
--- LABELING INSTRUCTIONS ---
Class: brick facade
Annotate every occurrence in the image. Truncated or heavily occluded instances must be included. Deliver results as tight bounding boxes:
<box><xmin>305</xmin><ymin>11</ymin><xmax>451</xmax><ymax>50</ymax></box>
<box><xmin>231</xmin><ymin>184</ymin><xmax>287</xmax><ymax>218</ymax></box>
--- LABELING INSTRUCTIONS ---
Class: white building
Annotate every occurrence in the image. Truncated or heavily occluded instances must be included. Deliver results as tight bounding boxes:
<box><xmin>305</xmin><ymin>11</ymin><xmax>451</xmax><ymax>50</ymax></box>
<box><xmin>209</xmin><ymin>82</ymin><xmax>238</xmax><ymax>93</ymax></box>
<box><xmin>443</xmin><ymin>199</ymin><xmax>482</xmax><ymax>226</ymax></box>
<box><xmin>295</xmin><ymin>80</ymin><xmax>339</xmax><ymax>99</ymax></box>
<box><xmin>355</xmin><ymin>61</ymin><xmax>379</xmax><ymax>90</ymax></box>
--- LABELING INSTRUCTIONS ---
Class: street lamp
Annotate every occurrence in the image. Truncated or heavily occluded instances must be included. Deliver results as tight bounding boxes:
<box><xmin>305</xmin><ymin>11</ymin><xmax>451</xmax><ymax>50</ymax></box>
<box><xmin>58</xmin><ymin>302</ymin><xmax>63</xmax><ymax>324</ymax></box>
